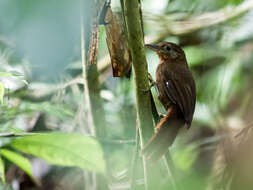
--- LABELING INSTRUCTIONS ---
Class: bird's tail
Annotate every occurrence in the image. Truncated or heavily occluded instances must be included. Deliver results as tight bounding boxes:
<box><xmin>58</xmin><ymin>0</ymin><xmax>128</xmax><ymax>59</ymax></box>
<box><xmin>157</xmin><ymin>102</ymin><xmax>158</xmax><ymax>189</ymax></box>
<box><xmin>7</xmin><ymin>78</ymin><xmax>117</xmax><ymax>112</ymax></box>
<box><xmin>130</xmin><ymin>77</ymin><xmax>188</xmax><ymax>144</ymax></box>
<box><xmin>141</xmin><ymin>108</ymin><xmax>184</xmax><ymax>162</ymax></box>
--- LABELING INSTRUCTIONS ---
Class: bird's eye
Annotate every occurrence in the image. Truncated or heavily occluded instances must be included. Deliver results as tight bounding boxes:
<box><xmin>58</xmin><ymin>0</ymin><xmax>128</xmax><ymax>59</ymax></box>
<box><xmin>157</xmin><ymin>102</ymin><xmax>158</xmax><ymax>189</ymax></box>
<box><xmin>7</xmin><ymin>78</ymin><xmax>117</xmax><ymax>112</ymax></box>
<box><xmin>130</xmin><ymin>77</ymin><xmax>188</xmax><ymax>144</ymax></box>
<box><xmin>165</xmin><ymin>46</ymin><xmax>171</xmax><ymax>51</ymax></box>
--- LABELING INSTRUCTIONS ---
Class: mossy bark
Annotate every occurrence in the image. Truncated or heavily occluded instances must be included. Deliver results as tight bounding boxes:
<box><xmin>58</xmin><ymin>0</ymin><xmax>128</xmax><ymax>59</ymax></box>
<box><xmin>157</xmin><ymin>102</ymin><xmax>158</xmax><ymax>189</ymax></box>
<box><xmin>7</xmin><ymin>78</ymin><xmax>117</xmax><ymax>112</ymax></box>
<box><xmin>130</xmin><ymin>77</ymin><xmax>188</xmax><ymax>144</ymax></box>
<box><xmin>121</xmin><ymin>0</ymin><xmax>155</xmax><ymax>189</ymax></box>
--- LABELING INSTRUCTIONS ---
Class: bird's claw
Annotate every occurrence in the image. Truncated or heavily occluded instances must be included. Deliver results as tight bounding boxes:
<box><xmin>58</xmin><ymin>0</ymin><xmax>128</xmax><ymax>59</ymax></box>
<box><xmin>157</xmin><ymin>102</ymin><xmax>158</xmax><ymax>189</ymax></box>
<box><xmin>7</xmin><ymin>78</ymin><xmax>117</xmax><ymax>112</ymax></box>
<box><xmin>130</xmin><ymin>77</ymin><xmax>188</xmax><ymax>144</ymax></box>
<box><xmin>142</xmin><ymin>73</ymin><xmax>157</xmax><ymax>93</ymax></box>
<box><xmin>148</xmin><ymin>73</ymin><xmax>157</xmax><ymax>87</ymax></box>
<box><xmin>141</xmin><ymin>84</ymin><xmax>154</xmax><ymax>93</ymax></box>
<box><xmin>147</xmin><ymin>73</ymin><xmax>155</xmax><ymax>83</ymax></box>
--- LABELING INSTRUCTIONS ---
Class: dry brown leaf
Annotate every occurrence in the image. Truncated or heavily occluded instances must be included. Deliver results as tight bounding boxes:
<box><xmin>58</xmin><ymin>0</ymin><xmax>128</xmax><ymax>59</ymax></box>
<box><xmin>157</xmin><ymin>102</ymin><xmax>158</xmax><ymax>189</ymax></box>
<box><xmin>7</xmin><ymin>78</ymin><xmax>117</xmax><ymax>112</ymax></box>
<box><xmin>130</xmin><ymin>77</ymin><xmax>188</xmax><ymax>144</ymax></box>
<box><xmin>105</xmin><ymin>7</ymin><xmax>131</xmax><ymax>77</ymax></box>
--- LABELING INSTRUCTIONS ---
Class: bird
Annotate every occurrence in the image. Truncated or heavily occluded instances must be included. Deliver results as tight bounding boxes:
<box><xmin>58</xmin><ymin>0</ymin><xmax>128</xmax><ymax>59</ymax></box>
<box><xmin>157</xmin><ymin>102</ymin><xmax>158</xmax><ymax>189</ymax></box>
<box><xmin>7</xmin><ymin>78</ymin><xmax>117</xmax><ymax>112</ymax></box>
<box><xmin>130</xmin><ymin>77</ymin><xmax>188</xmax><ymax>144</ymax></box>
<box><xmin>141</xmin><ymin>42</ymin><xmax>196</xmax><ymax>162</ymax></box>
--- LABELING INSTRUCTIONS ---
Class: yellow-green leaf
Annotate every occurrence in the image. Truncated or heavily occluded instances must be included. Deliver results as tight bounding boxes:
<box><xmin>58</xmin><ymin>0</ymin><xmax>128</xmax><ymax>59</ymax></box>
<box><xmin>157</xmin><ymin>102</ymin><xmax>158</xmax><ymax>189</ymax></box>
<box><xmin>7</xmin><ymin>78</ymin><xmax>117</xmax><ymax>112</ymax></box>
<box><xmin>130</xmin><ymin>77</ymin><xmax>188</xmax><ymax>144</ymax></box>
<box><xmin>0</xmin><ymin>156</ymin><xmax>5</xmax><ymax>183</ymax></box>
<box><xmin>0</xmin><ymin>82</ymin><xmax>4</xmax><ymax>104</ymax></box>
<box><xmin>10</xmin><ymin>133</ymin><xmax>105</xmax><ymax>173</ymax></box>
<box><xmin>0</xmin><ymin>149</ymin><xmax>32</xmax><ymax>177</ymax></box>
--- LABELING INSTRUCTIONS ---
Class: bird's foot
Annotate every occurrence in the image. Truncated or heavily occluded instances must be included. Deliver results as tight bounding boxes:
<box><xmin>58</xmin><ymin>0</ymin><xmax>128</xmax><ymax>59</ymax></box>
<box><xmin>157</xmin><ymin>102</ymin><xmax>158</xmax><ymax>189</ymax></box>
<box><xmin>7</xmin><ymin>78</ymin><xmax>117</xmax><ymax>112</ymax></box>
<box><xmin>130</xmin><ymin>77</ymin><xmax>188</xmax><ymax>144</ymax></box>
<box><xmin>142</xmin><ymin>73</ymin><xmax>157</xmax><ymax>92</ymax></box>
<box><xmin>142</xmin><ymin>83</ymin><xmax>155</xmax><ymax>93</ymax></box>
<box><xmin>147</xmin><ymin>73</ymin><xmax>156</xmax><ymax>85</ymax></box>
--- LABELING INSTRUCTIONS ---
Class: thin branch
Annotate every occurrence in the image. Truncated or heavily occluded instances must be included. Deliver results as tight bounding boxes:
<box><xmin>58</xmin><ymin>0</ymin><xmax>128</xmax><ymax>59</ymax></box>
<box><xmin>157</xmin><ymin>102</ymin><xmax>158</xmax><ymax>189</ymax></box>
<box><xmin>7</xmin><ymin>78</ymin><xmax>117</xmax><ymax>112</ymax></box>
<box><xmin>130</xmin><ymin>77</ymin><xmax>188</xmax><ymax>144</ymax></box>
<box><xmin>130</xmin><ymin>122</ymin><xmax>140</xmax><ymax>190</ymax></box>
<box><xmin>145</xmin><ymin>0</ymin><xmax>253</xmax><ymax>36</ymax></box>
<box><xmin>164</xmin><ymin>153</ymin><xmax>181</xmax><ymax>190</ymax></box>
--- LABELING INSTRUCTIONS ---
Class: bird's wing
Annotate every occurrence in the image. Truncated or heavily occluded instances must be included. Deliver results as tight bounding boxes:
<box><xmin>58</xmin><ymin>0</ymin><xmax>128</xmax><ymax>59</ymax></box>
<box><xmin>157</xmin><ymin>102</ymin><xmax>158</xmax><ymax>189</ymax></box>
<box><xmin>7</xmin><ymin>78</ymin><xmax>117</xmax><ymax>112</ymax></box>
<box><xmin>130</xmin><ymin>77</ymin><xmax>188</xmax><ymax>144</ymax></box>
<box><xmin>163</xmin><ymin>70</ymin><xmax>196</xmax><ymax>126</ymax></box>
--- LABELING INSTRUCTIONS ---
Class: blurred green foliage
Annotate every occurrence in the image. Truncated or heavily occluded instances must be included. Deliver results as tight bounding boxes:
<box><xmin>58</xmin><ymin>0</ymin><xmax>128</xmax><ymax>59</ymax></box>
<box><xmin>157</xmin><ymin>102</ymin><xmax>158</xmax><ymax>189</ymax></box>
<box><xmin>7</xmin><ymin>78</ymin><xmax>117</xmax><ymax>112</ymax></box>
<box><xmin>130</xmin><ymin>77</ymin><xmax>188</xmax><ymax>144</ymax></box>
<box><xmin>167</xmin><ymin>0</ymin><xmax>244</xmax><ymax>12</ymax></box>
<box><xmin>0</xmin><ymin>0</ymin><xmax>253</xmax><ymax>189</ymax></box>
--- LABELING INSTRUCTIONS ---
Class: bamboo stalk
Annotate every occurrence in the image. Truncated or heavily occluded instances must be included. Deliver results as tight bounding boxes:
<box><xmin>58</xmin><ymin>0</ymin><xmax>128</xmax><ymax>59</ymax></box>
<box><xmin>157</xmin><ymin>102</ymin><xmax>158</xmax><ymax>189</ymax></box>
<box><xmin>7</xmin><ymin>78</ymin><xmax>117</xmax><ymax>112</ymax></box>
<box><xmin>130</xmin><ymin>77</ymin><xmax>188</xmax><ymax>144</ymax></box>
<box><xmin>121</xmin><ymin>0</ymin><xmax>155</xmax><ymax>189</ymax></box>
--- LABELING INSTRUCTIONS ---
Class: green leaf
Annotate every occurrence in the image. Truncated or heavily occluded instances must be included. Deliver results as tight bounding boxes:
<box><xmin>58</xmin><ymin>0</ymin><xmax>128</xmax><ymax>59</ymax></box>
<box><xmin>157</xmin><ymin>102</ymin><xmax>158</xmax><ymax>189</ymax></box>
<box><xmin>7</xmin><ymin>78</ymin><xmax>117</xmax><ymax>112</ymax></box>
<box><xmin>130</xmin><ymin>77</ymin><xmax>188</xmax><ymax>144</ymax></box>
<box><xmin>0</xmin><ymin>183</ymin><xmax>13</xmax><ymax>190</ymax></box>
<box><xmin>0</xmin><ymin>123</ymin><xmax>25</xmax><ymax>134</ymax></box>
<box><xmin>0</xmin><ymin>156</ymin><xmax>5</xmax><ymax>183</ymax></box>
<box><xmin>0</xmin><ymin>71</ymin><xmax>23</xmax><ymax>78</ymax></box>
<box><xmin>22</xmin><ymin>102</ymin><xmax>74</xmax><ymax>120</ymax></box>
<box><xmin>0</xmin><ymin>71</ymin><xmax>28</xmax><ymax>85</ymax></box>
<box><xmin>184</xmin><ymin>46</ymin><xmax>225</xmax><ymax>67</ymax></box>
<box><xmin>197</xmin><ymin>52</ymin><xmax>242</xmax><ymax>111</ymax></box>
<box><xmin>216</xmin><ymin>56</ymin><xmax>242</xmax><ymax>108</ymax></box>
<box><xmin>0</xmin><ymin>72</ymin><xmax>13</xmax><ymax>77</ymax></box>
<box><xmin>10</xmin><ymin>133</ymin><xmax>105</xmax><ymax>173</ymax></box>
<box><xmin>173</xmin><ymin>144</ymin><xmax>198</xmax><ymax>171</ymax></box>
<box><xmin>7</xmin><ymin>71</ymin><xmax>23</xmax><ymax>77</ymax></box>
<box><xmin>194</xmin><ymin>103</ymin><xmax>215</xmax><ymax>125</ymax></box>
<box><xmin>0</xmin><ymin>82</ymin><xmax>4</xmax><ymax>104</ymax></box>
<box><xmin>0</xmin><ymin>149</ymin><xmax>32</xmax><ymax>177</ymax></box>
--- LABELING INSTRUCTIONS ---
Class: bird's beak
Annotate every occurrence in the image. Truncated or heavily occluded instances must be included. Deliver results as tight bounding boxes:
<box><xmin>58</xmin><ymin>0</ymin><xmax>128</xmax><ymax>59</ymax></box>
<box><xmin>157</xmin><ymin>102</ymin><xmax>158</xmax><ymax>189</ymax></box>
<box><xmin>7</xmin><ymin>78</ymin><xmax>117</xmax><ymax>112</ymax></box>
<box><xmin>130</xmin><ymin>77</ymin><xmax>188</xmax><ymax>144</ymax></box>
<box><xmin>145</xmin><ymin>44</ymin><xmax>160</xmax><ymax>52</ymax></box>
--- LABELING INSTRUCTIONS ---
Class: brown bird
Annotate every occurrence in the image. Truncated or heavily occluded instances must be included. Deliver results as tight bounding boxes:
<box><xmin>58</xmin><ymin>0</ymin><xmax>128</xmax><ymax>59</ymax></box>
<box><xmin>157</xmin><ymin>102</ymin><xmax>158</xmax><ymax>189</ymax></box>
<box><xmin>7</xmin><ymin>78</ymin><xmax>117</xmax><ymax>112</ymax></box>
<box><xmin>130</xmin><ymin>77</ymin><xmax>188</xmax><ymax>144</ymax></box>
<box><xmin>142</xmin><ymin>42</ymin><xmax>196</xmax><ymax>162</ymax></box>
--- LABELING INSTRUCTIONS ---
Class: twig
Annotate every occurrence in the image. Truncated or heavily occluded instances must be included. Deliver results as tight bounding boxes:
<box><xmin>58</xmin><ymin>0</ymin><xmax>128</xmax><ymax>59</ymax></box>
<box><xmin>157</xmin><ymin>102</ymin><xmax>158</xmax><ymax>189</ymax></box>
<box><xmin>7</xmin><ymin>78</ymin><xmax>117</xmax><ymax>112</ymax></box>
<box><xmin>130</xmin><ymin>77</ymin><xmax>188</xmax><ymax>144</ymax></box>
<box><xmin>164</xmin><ymin>153</ymin><xmax>181</xmax><ymax>190</ymax></box>
<box><xmin>130</xmin><ymin>121</ymin><xmax>140</xmax><ymax>190</ymax></box>
<box><xmin>145</xmin><ymin>0</ymin><xmax>253</xmax><ymax>36</ymax></box>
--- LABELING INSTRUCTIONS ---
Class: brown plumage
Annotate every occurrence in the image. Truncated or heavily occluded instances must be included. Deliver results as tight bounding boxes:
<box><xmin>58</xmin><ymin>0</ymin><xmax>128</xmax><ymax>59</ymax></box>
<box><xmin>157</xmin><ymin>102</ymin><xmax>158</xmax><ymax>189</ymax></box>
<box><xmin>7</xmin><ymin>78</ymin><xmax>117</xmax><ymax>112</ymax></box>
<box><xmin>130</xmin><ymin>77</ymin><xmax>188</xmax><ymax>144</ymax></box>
<box><xmin>142</xmin><ymin>42</ymin><xmax>196</xmax><ymax>162</ymax></box>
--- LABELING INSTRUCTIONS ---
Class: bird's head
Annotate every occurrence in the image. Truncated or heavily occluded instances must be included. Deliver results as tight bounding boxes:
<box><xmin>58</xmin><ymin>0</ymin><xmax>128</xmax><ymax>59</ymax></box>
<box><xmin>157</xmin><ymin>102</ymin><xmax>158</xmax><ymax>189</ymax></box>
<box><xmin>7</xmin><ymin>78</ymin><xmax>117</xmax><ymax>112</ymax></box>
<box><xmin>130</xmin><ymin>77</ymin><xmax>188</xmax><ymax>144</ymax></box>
<box><xmin>145</xmin><ymin>42</ymin><xmax>186</xmax><ymax>64</ymax></box>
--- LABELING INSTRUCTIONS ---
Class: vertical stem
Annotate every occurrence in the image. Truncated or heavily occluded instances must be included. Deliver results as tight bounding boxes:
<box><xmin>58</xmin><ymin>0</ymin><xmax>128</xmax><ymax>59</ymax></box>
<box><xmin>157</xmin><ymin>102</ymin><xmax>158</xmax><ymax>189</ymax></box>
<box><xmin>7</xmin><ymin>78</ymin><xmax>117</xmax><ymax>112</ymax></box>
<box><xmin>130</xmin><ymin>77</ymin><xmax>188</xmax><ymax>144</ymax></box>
<box><xmin>130</xmin><ymin>121</ymin><xmax>140</xmax><ymax>190</ymax></box>
<box><xmin>80</xmin><ymin>1</ymin><xmax>108</xmax><ymax>189</ymax></box>
<box><xmin>164</xmin><ymin>153</ymin><xmax>180</xmax><ymax>190</ymax></box>
<box><xmin>121</xmin><ymin>0</ymin><xmax>155</xmax><ymax>189</ymax></box>
<box><xmin>80</xmin><ymin>11</ymin><xmax>106</xmax><ymax>137</ymax></box>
